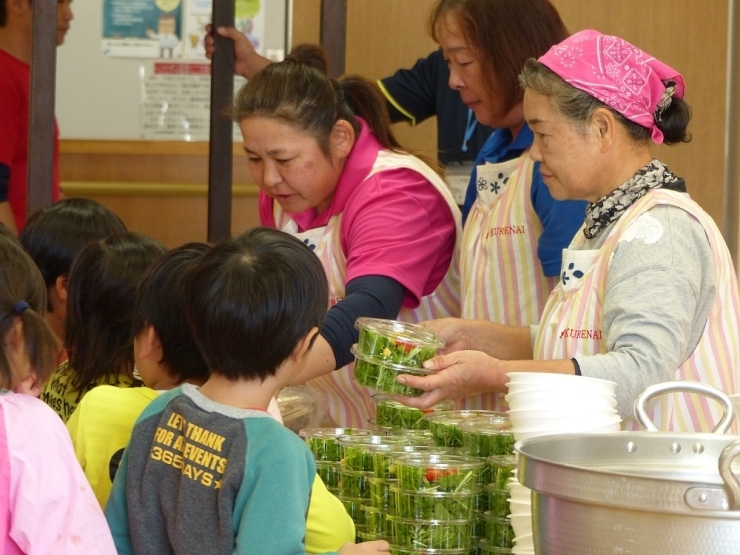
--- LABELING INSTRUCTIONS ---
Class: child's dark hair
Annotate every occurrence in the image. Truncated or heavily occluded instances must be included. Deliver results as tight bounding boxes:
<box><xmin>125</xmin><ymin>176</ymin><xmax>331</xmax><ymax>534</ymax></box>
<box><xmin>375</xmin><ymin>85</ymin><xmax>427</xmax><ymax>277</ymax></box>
<box><xmin>184</xmin><ymin>228</ymin><xmax>328</xmax><ymax>382</ymax></box>
<box><xmin>20</xmin><ymin>198</ymin><xmax>127</xmax><ymax>290</ymax></box>
<box><xmin>0</xmin><ymin>236</ymin><xmax>58</xmax><ymax>388</ymax></box>
<box><xmin>133</xmin><ymin>242</ymin><xmax>210</xmax><ymax>384</ymax></box>
<box><xmin>233</xmin><ymin>43</ymin><xmax>441</xmax><ymax>174</ymax></box>
<box><xmin>66</xmin><ymin>232</ymin><xmax>167</xmax><ymax>395</ymax></box>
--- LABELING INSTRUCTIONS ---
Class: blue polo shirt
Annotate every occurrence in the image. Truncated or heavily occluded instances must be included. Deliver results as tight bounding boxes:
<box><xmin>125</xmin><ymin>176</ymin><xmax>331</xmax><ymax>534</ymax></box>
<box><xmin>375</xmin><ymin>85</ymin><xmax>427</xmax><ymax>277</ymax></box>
<box><xmin>463</xmin><ymin>125</ymin><xmax>587</xmax><ymax>277</ymax></box>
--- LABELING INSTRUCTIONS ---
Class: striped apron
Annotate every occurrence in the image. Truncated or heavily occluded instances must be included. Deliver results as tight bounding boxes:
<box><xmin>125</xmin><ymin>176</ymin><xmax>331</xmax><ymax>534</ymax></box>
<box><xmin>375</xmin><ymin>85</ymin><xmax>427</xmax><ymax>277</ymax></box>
<box><xmin>460</xmin><ymin>152</ymin><xmax>558</xmax><ymax>410</ymax></box>
<box><xmin>533</xmin><ymin>189</ymin><xmax>740</xmax><ymax>432</ymax></box>
<box><xmin>274</xmin><ymin>150</ymin><xmax>462</xmax><ymax>428</ymax></box>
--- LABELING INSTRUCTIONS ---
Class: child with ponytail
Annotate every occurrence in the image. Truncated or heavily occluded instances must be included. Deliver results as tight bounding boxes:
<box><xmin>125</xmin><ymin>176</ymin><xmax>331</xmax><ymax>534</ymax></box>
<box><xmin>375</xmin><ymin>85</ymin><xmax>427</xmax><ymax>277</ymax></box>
<box><xmin>0</xmin><ymin>235</ymin><xmax>115</xmax><ymax>554</ymax></box>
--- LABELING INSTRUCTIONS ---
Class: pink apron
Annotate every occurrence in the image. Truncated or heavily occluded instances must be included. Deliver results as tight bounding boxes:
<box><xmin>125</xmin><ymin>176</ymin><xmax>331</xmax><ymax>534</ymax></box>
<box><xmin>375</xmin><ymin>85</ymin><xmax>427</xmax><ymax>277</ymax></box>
<box><xmin>274</xmin><ymin>150</ymin><xmax>462</xmax><ymax>427</ymax></box>
<box><xmin>534</xmin><ymin>189</ymin><xmax>740</xmax><ymax>431</ymax></box>
<box><xmin>460</xmin><ymin>153</ymin><xmax>558</xmax><ymax>410</ymax></box>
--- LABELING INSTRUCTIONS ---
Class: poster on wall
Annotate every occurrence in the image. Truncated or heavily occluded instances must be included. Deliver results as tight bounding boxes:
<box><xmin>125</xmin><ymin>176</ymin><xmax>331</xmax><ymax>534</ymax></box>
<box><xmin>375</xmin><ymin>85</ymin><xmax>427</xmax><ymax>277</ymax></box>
<box><xmin>102</xmin><ymin>0</ymin><xmax>184</xmax><ymax>58</ymax></box>
<box><xmin>139</xmin><ymin>61</ymin><xmax>246</xmax><ymax>140</ymax></box>
<box><xmin>103</xmin><ymin>0</ymin><xmax>265</xmax><ymax>59</ymax></box>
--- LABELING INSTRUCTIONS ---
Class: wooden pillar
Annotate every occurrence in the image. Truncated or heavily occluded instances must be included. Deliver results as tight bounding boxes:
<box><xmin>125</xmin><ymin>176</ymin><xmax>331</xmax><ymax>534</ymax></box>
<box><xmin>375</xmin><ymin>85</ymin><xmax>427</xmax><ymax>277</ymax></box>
<box><xmin>207</xmin><ymin>0</ymin><xmax>236</xmax><ymax>243</ymax></box>
<box><xmin>320</xmin><ymin>0</ymin><xmax>347</xmax><ymax>78</ymax></box>
<box><xmin>27</xmin><ymin>0</ymin><xmax>58</xmax><ymax>219</ymax></box>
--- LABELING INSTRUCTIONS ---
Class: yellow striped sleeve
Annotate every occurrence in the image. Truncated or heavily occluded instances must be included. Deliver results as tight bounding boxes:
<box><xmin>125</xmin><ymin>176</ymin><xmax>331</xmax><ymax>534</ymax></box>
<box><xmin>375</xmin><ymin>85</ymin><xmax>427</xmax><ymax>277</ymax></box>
<box><xmin>376</xmin><ymin>80</ymin><xmax>417</xmax><ymax>126</ymax></box>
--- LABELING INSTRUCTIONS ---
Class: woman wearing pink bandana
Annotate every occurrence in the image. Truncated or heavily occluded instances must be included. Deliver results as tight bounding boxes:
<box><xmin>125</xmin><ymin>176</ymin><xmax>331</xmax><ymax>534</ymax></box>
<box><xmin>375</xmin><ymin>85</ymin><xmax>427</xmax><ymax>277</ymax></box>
<box><xmin>400</xmin><ymin>30</ymin><xmax>740</xmax><ymax>432</ymax></box>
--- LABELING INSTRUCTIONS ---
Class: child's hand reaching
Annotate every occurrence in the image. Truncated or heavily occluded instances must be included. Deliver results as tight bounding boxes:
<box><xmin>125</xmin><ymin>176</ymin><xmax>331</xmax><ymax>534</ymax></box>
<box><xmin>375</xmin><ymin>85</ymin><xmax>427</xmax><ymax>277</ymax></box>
<box><xmin>338</xmin><ymin>540</ymin><xmax>390</xmax><ymax>554</ymax></box>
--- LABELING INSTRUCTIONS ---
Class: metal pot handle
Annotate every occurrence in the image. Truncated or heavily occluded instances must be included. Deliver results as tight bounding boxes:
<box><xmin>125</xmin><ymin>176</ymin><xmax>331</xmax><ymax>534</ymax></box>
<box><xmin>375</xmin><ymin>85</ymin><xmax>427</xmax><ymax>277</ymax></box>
<box><xmin>719</xmin><ymin>439</ymin><xmax>740</xmax><ymax>511</ymax></box>
<box><xmin>634</xmin><ymin>381</ymin><xmax>734</xmax><ymax>433</ymax></box>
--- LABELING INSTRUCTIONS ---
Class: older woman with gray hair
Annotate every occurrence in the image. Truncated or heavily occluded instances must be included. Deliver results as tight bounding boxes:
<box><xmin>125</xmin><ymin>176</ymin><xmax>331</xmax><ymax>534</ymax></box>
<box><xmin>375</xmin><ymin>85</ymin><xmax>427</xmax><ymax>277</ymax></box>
<box><xmin>398</xmin><ymin>30</ymin><xmax>740</xmax><ymax>431</ymax></box>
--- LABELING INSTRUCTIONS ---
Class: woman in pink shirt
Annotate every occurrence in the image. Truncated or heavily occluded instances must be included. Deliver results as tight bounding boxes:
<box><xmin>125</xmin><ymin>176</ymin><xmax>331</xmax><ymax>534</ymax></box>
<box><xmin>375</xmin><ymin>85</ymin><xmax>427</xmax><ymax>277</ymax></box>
<box><xmin>238</xmin><ymin>44</ymin><xmax>463</xmax><ymax>428</ymax></box>
<box><xmin>0</xmin><ymin>234</ymin><xmax>116</xmax><ymax>555</ymax></box>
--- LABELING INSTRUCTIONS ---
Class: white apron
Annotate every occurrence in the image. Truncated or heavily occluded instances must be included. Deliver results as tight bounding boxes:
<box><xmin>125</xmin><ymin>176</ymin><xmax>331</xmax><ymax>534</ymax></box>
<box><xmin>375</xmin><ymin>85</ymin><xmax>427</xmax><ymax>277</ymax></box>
<box><xmin>275</xmin><ymin>150</ymin><xmax>462</xmax><ymax>428</ymax></box>
<box><xmin>460</xmin><ymin>152</ymin><xmax>558</xmax><ymax>411</ymax></box>
<box><xmin>534</xmin><ymin>189</ymin><xmax>740</xmax><ymax>431</ymax></box>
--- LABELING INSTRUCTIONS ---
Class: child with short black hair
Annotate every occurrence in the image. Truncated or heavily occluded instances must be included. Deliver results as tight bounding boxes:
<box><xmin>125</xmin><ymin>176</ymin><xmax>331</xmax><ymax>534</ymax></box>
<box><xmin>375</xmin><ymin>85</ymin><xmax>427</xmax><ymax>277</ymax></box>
<box><xmin>19</xmin><ymin>198</ymin><xmax>127</xmax><ymax>344</ymax></box>
<box><xmin>0</xmin><ymin>235</ymin><xmax>116</xmax><ymax>554</ymax></box>
<box><xmin>105</xmin><ymin>228</ymin><xmax>388</xmax><ymax>555</ymax></box>
<box><xmin>41</xmin><ymin>232</ymin><xmax>167</xmax><ymax>422</ymax></box>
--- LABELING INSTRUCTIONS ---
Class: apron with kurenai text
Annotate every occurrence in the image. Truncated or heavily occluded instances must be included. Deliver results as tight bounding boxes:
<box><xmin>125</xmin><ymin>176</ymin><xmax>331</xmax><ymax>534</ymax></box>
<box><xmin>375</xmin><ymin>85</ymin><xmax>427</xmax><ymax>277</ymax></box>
<box><xmin>460</xmin><ymin>152</ymin><xmax>558</xmax><ymax>411</ymax></box>
<box><xmin>534</xmin><ymin>189</ymin><xmax>739</xmax><ymax>432</ymax></box>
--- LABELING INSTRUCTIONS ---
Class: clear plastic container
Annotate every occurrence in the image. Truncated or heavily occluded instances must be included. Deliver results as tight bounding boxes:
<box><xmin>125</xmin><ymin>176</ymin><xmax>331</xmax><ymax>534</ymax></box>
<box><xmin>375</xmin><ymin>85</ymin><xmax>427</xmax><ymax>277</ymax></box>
<box><xmin>362</xmin><ymin>504</ymin><xmax>393</xmax><ymax>537</ymax></box>
<box><xmin>338</xmin><ymin>495</ymin><xmax>367</xmax><ymax>525</ymax></box>
<box><xmin>459</xmin><ymin>416</ymin><xmax>515</xmax><ymax>458</ymax></box>
<box><xmin>387</xmin><ymin>427</ymin><xmax>435</xmax><ymax>445</ymax></box>
<box><xmin>339</xmin><ymin>468</ymin><xmax>374</xmax><ymax>499</ymax></box>
<box><xmin>315</xmin><ymin>460</ymin><xmax>341</xmax><ymax>490</ymax></box>
<box><xmin>486</xmin><ymin>455</ymin><xmax>517</xmax><ymax>491</ymax></box>
<box><xmin>388</xmin><ymin>547</ymin><xmax>470</xmax><ymax>555</ymax></box>
<box><xmin>424</xmin><ymin>411</ymin><xmax>508</xmax><ymax>448</ymax></box>
<box><xmin>389</xmin><ymin>515</ymin><xmax>474</xmax><ymax>550</ymax></box>
<box><xmin>476</xmin><ymin>539</ymin><xmax>513</xmax><ymax>554</ymax></box>
<box><xmin>373</xmin><ymin>445</ymin><xmax>453</xmax><ymax>480</ymax></box>
<box><xmin>391</xmin><ymin>485</ymin><xmax>476</xmax><ymax>520</ymax></box>
<box><xmin>373</xmin><ymin>394</ymin><xmax>456</xmax><ymax>429</ymax></box>
<box><xmin>368</xmin><ymin>477</ymin><xmax>397</xmax><ymax>510</ymax></box>
<box><xmin>352</xmin><ymin>344</ymin><xmax>434</xmax><ymax>397</ymax></box>
<box><xmin>338</xmin><ymin>434</ymin><xmax>411</xmax><ymax>471</ymax></box>
<box><xmin>357</xmin><ymin>529</ymin><xmax>389</xmax><ymax>543</ymax></box>
<box><xmin>482</xmin><ymin>512</ymin><xmax>514</xmax><ymax>549</ymax></box>
<box><xmin>483</xmin><ymin>485</ymin><xmax>511</xmax><ymax>519</ymax></box>
<box><xmin>392</xmin><ymin>453</ymin><xmax>484</xmax><ymax>493</ymax></box>
<box><xmin>355</xmin><ymin>317</ymin><xmax>444</xmax><ymax>367</ymax></box>
<box><xmin>299</xmin><ymin>427</ymin><xmax>373</xmax><ymax>462</ymax></box>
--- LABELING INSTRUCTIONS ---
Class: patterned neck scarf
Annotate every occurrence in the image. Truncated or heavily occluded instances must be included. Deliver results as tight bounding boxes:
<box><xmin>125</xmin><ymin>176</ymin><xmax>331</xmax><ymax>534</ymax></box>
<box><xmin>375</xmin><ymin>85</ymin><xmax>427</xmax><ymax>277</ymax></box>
<box><xmin>583</xmin><ymin>159</ymin><xmax>686</xmax><ymax>239</ymax></box>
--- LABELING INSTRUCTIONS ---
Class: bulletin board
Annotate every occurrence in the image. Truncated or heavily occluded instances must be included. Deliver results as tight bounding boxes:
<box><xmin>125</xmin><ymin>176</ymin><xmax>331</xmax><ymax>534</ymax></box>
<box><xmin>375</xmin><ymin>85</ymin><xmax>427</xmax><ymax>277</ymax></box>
<box><xmin>56</xmin><ymin>0</ymin><xmax>288</xmax><ymax>140</ymax></box>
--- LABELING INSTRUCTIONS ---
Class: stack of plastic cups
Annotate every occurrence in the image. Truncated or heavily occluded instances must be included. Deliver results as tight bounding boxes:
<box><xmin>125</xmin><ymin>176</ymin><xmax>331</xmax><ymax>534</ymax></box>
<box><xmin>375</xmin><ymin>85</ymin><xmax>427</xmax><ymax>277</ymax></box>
<box><xmin>351</xmin><ymin>318</ymin><xmax>444</xmax><ymax>397</ymax></box>
<box><xmin>363</xmin><ymin>444</ymin><xmax>450</xmax><ymax>544</ymax></box>
<box><xmin>299</xmin><ymin>428</ymin><xmax>374</xmax><ymax>495</ymax></box>
<box><xmin>458</xmin><ymin>415</ymin><xmax>516</xmax><ymax>553</ymax></box>
<box><xmin>372</xmin><ymin>394</ymin><xmax>457</xmax><ymax>430</ymax></box>
<box><xmin>505</xmin><ymin>372</ymin><xmax>620</xmax><ymax>555</ymax></box>
<box><xmin>338</xmin><ymin>434</ymin><xmax>413</xmax><ymax>541</ymax></box>
<box><xmin>424</xmin><ymin>410</ymin><xmax>504</xmax><ymax>449</ymax></box>
<box><xmin>386</xmin><ymin>453</ymin><xmax>484</xmax><ymax>554</ymax></box>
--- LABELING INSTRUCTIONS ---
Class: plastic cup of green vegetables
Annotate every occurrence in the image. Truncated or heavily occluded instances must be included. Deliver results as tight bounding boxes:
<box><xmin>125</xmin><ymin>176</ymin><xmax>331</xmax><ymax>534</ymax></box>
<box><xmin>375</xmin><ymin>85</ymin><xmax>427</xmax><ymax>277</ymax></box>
<box><xmin>373</xmin><ymin>394</ymin><xmax>456</xmax><ymax>430</ymax></box>
<box><xmin>362</xmin><ymin>504</ymin><xmax>393</xmax><ymax>537</ymax></box>
<box><xmin>374</xmin><ymin>445</ymin><xmax>454</xmax><ymax>480</ymax></box>
<box><xmin>339</xmin><ymin>495</ymin><xmax>367</xmax><ymax>525</ymax></box>
<box><xmin>339</xmin><ymin>434</ymin><xmax>411</xmax><ymax>472</ymax></box>
<box><xmin>315</xmin><ymin>460</ymin><xmax>341</xmax><ymax>491</ymax></box>
<box><xmin>388</xmin><ymin>547</ymin><xmax>470</xmax><ymax>555</ymax></box>
<box><xmin>339</xmin><ymin>468</ymin><xmax>374</xmax><ymax>499</ymax></box>
<box><xmin>476</xmin><ymin>539</ymin><xmax>512</xmax><ymax>554</ymax></box>
<box><xmin>387</xmin><ymin>428</ymin><xmax>435</xmax><ymax>446</ymax></box>
<box><xmin>482</xmin><ymin>513</ymin><xmax>514</xmax><ymax>548</ymax></box>
<box><xmin>299</xmin><ymin>427</ymin><xmax>373</xmax><ymax>462</ymax></box>
<box><xmin>388</xmin><ymin>515</ymin><xmax>474</xmax><ymax>550</ymax></box>
<box><xmin>369</xmin><ymin>476</ymin><xmax>397</xmax><ymax>510</ymax></box>
<box><xmin>393</xmin><ymin>453</ymin><xmax>484</xmax><ymax>493</ymax></box>
<box><xmin>459</xmin><ymin>416</ymin><xmax>515</xmax><ymax>458</ymax></box>
<box><xmin>391</xmin><ymin>485</ymin><xmax>476</xmax><ymax>520</ymax></box>
<box><xmin>483</xmin><ymin>485</ymin><xmax>511</xmax><ymax>519</ymax></box>
<box><xmin>486</xmin><ymin>455</ymin><xmax>517</xmax><ymax>491</ymax></box>
<box><xmin>472</xmin><ymin>490</ymin><xmax>490</xmax><ymax>513</ymax></box>
<box><xmin>352</xmin><ymin>345</ymin><xmax>436</xmax><ymax>397</ymax></box>
<box><xmin>357</xmin><ymin>529</ymin><xmax>389</xmax><ymax>543</ymax></box>
<box><xmin>424</xmin><ymin>411</ymin><xmax>508</xmax><ymax>448</ymax></box>
<box><xmin>355</xmin><ymin>317</ymin><xmax>444</xmax><ymax>367</ymax></box>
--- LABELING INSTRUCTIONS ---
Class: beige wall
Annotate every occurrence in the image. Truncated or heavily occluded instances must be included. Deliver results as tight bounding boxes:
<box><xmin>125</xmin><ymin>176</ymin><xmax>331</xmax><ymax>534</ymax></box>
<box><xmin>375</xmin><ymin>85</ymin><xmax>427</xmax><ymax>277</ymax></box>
<box><xmin>63</xmin><ymin>0</ymin><xmax>729</xmax><ymax>246</ymax></box>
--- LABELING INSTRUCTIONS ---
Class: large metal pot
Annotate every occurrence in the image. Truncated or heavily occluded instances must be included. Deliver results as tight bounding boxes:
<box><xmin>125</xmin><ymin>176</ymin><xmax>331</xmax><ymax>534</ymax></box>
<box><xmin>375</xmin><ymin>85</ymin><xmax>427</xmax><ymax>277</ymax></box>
<box><xmin>516</xmin><ymin>381</ymin><xmax>740</xmax><ymax>555</ymax></box>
